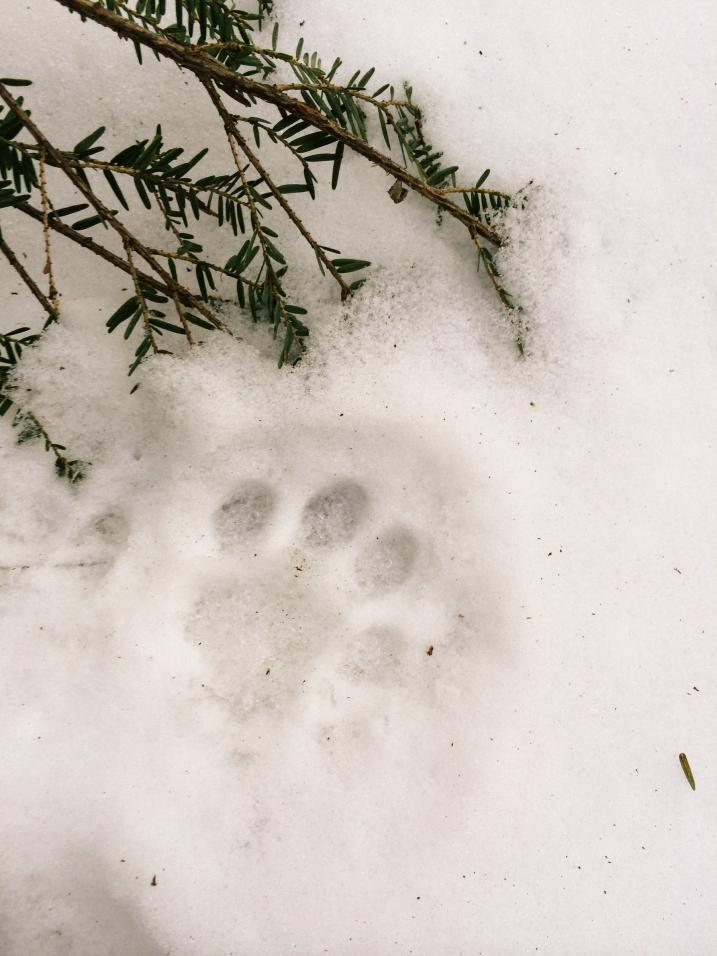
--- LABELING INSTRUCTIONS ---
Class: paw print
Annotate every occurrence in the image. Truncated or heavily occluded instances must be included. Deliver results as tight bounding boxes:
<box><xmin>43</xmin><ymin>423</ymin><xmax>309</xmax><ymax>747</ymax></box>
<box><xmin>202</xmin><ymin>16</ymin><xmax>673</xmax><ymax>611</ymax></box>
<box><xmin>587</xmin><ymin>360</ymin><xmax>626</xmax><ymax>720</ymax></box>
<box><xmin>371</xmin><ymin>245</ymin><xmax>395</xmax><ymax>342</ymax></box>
<box><xmin>184</xmin><ymin>426</ymin><xmax>486</xmax><ymax>746</ymax></box>
<box><xmin>188</xmin><ymin>475</ymin><xmax>423</xmax><ymax>714</ymax></box>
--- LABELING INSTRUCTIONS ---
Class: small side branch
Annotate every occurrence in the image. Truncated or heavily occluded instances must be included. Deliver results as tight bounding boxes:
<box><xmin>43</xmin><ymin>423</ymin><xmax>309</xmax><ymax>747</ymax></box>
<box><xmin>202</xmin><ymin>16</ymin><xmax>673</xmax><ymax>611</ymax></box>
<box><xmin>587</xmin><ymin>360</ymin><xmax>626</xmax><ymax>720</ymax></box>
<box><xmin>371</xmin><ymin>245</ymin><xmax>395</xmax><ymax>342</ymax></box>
<box><xmin>205</xmin><ymin>82</ymin><xmax>351</xmax><ymax>300</ymax></box>
<box><xmin>38</xmin><ymin>145</ymin><xmax>62</xmax><ymax>321</ymax></box>
<box><xmin>0</xmin><ymin>83</ymin><xmax>231</xmax><ymax>338</ymax></box>
<box><xmin>123</xmin><ymin>238</ymin><xmax>158</xmax><ymax>354</ymax></box>
<box><xmin>16</xmin><ymin>202</ymin><xmax>229</xmax><ymax>322</ymax></box>
<box><xmin>202</xmin><ymin>79</ymin><xmax>303</xmax><ymax>362</ymax></box>
<box><xmin>14</xmin><ymin>408</ymin><xmax>86</xmax><ymax>482</ymax></box>
<box><xmin>171</xmin><ymin>292</ymin><xmax>194</xmax><ymax>347</ymax></box>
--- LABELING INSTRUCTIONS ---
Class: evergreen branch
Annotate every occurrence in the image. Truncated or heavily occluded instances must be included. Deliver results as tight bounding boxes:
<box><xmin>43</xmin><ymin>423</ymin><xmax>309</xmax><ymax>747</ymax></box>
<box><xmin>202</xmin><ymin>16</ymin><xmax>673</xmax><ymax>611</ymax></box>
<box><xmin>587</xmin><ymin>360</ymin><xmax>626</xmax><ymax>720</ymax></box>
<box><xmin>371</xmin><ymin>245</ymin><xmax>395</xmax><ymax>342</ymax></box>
<box><xmin>0</xmin><ymin>328</ymin><xmax>40</xmax><ymax>350</ymax></box>
<box><xmin>206</xmin><ymin>83</ymin><xmax>351</xmax><ymax>299</ymax></box>
<box><xmin>0</xmin><ymin>267</ymin><xmax>84</xmax><ymax>480</ymax></box>
<box><xmin>470</xmin><ymin>230</ymin><xmax>525</xmax><ymax>355</ymax></box>
<box><xmin>1</xmin><ymin>1</ymin><xmax>528</xmax><ymax>480</ymax></box>
<box><xmin>439</xmin><ymin>186</ymin><xmax>512</xmax><ymax>200</ymax></box>
<box><xmin>102</xmin><ymin>0</ymin><xmax>269</xmax><ymax>47</ymax></box>
<box><xmin>0</xmin><ymin>84</ymin><xmax>232</xmax><ymax>340</ymax></box>
<box><xmin>232</xmin><ymin>115</ymin><xmax>314</xmax><ymax>182</ymax></box>
<box><xmin>203</xmin><ymin>79</ymin><xmax>305</xmax><ymax>365</ymax></box>
<box><xmin>100</xmin><ymin>0</ymin><xmax>160</xmax><ymax>30</ymax></box>
<box><xmin>146</xmin><ymin>244</ymin><xmax>261</xmax><ymax>288</ymax></box>
<box><xmin>15</xmin><ymin>201</ymin><xmax>230</xmax><ymax>319</ymax></box>
<box><xmin>53</xmin><ymin>0</ymin><xmax>503</xmax><ymax>244</ymax></box>
<box><xmin>0</xmin><ymin>243</ymin><xmax>81</xmax><ymax>480</ymax></box>
<box><xmin>152</xmin><ymin>187</ymin><xmax>187</xmax><ymax>247</ymax></box>
<box><xmin>147</xmin><ymin>186</ymin><xmax>259</xmax><ymax>300</ymax></box>
<box><xmin>0</xmin><ymin>325</ymin><xmax>40</xmax><ymax>410</ymax></box>
<box><xmin>10</xmin><ymin>407</ymin><xmax>87</xmax><ymax>483</ymax></box>
<box><xmin>272</xmin><ymin>82</ymin><xmax>408</xmax><ymax>109</ymax></box>
<box><xmin>7</xmin><ymin>141</ymin><xmax>251</xmax><ymax>215</ymax></box>
<box><xmin>471</xmin><ymin>231</ymin><xmax>512</xmax><ymax>310</ymax></box>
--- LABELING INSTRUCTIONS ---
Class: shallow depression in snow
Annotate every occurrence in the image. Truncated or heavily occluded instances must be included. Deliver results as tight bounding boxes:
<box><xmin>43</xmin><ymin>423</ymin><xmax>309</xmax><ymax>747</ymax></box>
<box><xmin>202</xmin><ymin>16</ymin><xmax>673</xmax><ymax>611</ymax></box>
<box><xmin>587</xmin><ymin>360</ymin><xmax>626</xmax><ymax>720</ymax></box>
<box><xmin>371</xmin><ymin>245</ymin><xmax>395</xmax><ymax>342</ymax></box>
<box><xmin>183</xmin><ymin>420</ymin><xmax>494</xmax><ymax>750</ymax></box>
<box><xmin>0</xmin><ymin>380</ymin><xmax>507</xmax><ymax>953</ymax></box>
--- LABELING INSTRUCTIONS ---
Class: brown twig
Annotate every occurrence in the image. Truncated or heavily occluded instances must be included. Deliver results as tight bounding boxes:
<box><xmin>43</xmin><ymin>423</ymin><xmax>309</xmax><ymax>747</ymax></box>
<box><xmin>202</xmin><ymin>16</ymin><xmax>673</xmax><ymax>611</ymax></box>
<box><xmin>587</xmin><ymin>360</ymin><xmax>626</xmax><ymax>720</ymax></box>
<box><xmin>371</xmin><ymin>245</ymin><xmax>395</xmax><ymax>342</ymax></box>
<box><xmin>123</xmin><ymin>238</ymin><xmax>158</xmax><ymax>354</ymax></box>
<box><xmin>16</xmin><ymin>201</ymin><xmax>236</xmax><ymax>316</ymax></box>
<box><xmin>149</xmin><ymin>194</ymin><xmax>197</xmax><ymax>347</ymax></box>
<box><xmin>470</xmin><ymin>231</ymin><xmax>506</xmax><ymax>305</ymax></box>
<box><xmin>0</xmin><ymin>230</ymin><xmax>60</xmax><ymax>322</ymax></box>
<box><xmin>146</xmin><ymin>245</ymin><xmax>259</xmax><ymax>286</ymax></box>
<box><xmin>171</xmin><ymin>291</ymin><xmax>194</xmax><ymax>346</ymax></box>
<box><xmin>10</xmin><ymin>142</ymin><xmax>251</xmax><ymax>213</ymax></box>
<box><xmin>38</xmin><ymin>146</ymin><xmax>61</xmax><ymax>319</ymax></box>
<box><xmin>272</xmin><ymin>81</ymin><xmax>408</xmax><ymax>110</ymax></box>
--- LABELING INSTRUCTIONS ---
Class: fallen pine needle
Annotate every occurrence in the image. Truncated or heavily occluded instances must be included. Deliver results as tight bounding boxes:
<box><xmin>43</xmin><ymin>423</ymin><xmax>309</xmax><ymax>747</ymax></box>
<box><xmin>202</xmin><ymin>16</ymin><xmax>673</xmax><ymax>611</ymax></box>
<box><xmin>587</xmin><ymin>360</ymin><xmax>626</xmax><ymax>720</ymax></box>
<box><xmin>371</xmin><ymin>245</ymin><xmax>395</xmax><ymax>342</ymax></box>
<box><xmin>679</xmin><ymin>752</ymin><xmax>696</xmax><ymax>791</ymax></box>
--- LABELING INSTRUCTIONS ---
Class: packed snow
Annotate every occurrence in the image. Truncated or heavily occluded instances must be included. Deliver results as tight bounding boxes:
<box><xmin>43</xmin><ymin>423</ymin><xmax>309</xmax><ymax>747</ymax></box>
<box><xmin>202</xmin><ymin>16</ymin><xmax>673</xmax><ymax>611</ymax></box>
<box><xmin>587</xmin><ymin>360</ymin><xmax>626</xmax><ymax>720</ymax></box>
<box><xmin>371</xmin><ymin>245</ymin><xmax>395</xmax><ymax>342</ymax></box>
<box><xmin>1</xmin><ymin>0</ymin><xmax>715</xmax><ymax>953</ymax></box>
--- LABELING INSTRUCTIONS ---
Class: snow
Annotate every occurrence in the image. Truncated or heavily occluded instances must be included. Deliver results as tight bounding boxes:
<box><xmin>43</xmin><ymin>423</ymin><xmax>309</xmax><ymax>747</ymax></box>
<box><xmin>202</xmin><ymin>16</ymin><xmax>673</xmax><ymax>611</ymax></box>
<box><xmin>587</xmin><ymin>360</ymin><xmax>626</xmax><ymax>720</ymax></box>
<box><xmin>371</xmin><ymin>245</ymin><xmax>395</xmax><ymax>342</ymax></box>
<box><xmin>1</xmin><ymin>0</ymin><xmax>716</xmax><ymax>953</ymax></box>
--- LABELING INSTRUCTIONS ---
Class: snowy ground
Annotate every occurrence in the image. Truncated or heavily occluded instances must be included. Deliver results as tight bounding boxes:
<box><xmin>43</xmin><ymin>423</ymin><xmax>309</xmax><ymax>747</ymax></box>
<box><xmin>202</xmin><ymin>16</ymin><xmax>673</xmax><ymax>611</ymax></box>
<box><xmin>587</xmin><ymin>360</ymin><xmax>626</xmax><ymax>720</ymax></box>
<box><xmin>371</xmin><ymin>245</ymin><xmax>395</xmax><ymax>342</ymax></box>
<box><xmin>1</xmin><ymin>1</ymin><xmax>716</xmax><ymax>953</ymax></box>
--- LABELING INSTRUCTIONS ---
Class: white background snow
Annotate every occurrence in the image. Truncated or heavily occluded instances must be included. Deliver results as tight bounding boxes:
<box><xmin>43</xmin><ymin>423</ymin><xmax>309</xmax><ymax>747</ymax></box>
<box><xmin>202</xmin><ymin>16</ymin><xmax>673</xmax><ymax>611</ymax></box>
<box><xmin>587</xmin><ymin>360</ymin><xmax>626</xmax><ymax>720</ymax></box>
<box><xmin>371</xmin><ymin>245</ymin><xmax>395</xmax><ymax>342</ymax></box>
<box><xmin>1</xmin><ymin>0</ymin><xmax>715</xmax><ymax>953</ymax></box>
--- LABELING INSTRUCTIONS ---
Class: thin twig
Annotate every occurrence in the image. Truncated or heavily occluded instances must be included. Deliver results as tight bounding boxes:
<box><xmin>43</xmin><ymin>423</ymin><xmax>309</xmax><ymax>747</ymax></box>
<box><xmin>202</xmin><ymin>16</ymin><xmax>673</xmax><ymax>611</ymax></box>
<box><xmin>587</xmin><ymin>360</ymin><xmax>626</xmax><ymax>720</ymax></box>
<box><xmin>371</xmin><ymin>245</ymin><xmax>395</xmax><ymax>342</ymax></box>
<box><xmin>171</xmin><ymin>291</ymin><xmax>194</xmax><ymax>346</ymax></box>
<box><xmin>232</xmin><ymin>115</ymin><xmax>313</xmax><ymax>179</ymax></box>
<box><xmin>9</xmin><ymin>141</ymin><xmax>257</xmax><ymax>240</ymax></box>
<box><xmin>123</xmin><ymin>238</ymin><xmax>158</xmax><ymax>354</ymax></box>
<box><xmin>146</xmin><ymin>245</ymin><xmax>260</xmax><ymax>286</ymax></box>
<box><xmin>471</xmin><ymin>231</ymin><xmax>504</xmax><ymax>303</ymax></box>
<box><xmin>149</xmin><ymin>192</ymin><xmax>200</xmax><ymax>348</ymax></box>
<box><xmin>272</xmin><ymin>81</ymin><xmax>408</xmax><ymax>110</ymax></box>
<box><xmin>16</xmin><ymin>201</ymin><xmax>240</xmax><ymax>315</ymax></box>
<box><xmin>0</xmin><ymin>230</ymin><xmax>60</xmax><ymax>322</ymax></box>
<box><xmin>10</xmin><ymin>142</ymin><xmax>251</xmax><ymax>213</ymax></box>
<box><xmin>38</xmin><ymin>146</ymin><xmax>61</xmax><ymax>319</ymax></box>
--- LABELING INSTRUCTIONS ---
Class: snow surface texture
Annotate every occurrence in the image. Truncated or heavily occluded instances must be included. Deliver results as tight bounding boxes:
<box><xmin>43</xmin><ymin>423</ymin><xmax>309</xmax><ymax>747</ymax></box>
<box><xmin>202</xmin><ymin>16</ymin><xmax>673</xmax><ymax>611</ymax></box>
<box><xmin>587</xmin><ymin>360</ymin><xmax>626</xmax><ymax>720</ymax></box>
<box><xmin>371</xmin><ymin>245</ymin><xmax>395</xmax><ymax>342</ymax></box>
<box><xmin>1</xmin><ymin>0</ymin><xmax>716</xmax><ymax>953</ymax></box>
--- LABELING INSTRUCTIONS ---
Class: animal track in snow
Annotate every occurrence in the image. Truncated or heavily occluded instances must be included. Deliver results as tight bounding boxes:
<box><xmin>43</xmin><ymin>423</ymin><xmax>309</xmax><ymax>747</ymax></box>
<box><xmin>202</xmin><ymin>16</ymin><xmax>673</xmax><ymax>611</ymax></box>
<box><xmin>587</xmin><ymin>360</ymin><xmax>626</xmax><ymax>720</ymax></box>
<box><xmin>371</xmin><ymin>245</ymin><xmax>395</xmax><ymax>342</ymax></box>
<box><xmin>301</xmin><ymin>479</ymin><xmax>369</xmax><ymax>547</ymax></box>
<box><xmin>214</xmin><ymin>480</ymin><xmax>276</xmax><ymax>546</ymax></box>
<box><xmin>354</xmin><ymin>524</ymin><xmax>419</xmax><ymax>594</ymax></box>
<box><xmin>185</xmin><ymin>424</ymin><xmax>491</xmax><ymax>743</ymax></box>
<box><xmin>191</xmin><ymin>482</ymin><xmax>423</xmax><ymax>719</ymax></box>
<box><xmin>0</xmin><ymin>506</ymin><xmax>129</xmax><ymax>576</ymax></box>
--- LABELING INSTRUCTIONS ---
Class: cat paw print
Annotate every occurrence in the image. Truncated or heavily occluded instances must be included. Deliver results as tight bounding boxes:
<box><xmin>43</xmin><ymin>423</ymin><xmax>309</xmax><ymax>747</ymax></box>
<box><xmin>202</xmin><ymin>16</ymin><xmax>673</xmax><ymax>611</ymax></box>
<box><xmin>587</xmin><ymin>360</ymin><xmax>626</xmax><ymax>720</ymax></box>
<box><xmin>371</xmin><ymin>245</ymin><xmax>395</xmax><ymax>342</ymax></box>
<box><xmin>184</xmin><ymin>426</ymin><xmax>489</xmax><ymax>747</ymax></box>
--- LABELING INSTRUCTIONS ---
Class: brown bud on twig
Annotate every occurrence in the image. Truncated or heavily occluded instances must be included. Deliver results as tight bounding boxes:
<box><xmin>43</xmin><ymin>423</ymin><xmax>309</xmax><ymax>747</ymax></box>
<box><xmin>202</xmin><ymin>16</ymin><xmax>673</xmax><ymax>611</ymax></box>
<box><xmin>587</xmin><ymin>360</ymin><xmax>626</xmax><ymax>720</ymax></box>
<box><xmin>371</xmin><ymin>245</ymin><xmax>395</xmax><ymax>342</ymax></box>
<box><xmin>388</xmin><ymin>179</ymin><xmax>408</xmax><ymax>204</ymax></box>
